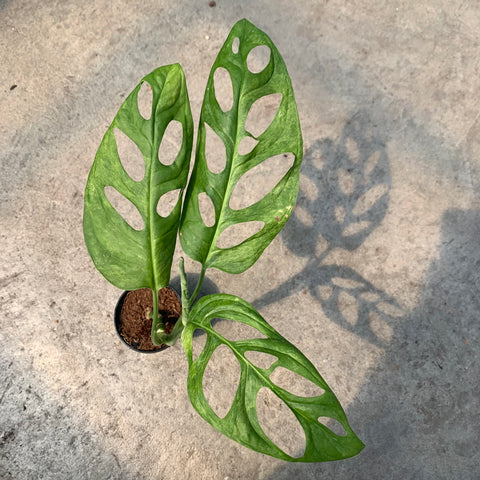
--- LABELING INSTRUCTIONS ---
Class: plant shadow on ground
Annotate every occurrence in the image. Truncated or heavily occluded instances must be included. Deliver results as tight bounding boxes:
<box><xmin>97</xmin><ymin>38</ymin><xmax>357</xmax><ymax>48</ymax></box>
<box><xmin>237</xmin><ymin>110</ymin><xmax>406</xmax><ymax>464</ymax></box>
<box><xmin>263</xmin><ymin>208</ymin><xmax>480</xmax><ymax>479</ymax></box>
<box><xmin>254</xmin><ymin>110</ymin><xmax>403</xmax><ymax>348</ymax></box>
<box><xmin>249</xmin><ymin>107</ymin><xmax>480</xmax><ymax>477</ymax></box>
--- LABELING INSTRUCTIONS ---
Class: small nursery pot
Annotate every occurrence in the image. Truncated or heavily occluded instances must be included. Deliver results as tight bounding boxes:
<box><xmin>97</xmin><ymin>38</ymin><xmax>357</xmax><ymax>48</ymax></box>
<box><xmin>114</xmin><ymin>286</ymin><xmax>181</xmax><ymax>353</ymax></box>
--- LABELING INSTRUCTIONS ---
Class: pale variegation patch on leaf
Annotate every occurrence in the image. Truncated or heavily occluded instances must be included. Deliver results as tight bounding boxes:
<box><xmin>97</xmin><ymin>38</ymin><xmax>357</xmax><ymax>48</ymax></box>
<box><xmin>179</xmin><ymin>19</ymin><xmax>303</xmax><ymax>274</ymax></box>
<box><xmin>84</xmin><ymin>20</ymin><xmax>364</xmax><ymax>463</ymax></box>
<box><xmin>182</xmin><ymin>294</ymin><xmax>364</xmax><ymax>462</ymax></box>
<box><xmin>83</xmin><ymin>64</ymin><xmax>193</xmax><ymax>291</ymax></box>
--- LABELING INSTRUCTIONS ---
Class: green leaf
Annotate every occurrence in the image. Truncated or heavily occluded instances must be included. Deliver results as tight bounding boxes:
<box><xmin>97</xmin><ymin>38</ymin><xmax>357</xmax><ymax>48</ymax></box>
<box><xmin>182</xmin><ymin>294</ymin><xmax>364</xmax><ymax>462</ymax></box>
<box><xmin>179</xmin><ymin>19</ymin><xmax>303</xmax><ymax>274</ymax></box>
<box><xmin>83</xmin><ymin>64</ymin><xmax>193</xmax><ymax>291</ymax></box>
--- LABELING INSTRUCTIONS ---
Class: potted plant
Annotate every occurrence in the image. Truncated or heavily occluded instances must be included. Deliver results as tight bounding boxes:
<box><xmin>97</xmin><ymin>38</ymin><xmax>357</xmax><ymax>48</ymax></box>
<box><xmin>83</xmin><ymin>18</ymin><xmax>363</xmax><ymax>462</ymax></box>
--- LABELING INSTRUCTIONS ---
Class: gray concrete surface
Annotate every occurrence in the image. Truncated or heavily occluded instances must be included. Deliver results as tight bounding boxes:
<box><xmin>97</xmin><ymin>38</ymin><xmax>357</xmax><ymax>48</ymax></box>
<box><xmin>1</xmin><ymin>1</ymin><xmax>480</xmax><ymax>479</ymax></box>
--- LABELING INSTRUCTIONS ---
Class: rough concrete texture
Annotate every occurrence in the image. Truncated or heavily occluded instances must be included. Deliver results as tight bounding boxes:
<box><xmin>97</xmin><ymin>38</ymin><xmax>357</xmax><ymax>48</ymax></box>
<box><xmin>1</xmin><ymin>1</ymin><xmax>480</xmax><ymax>479</ymax></box>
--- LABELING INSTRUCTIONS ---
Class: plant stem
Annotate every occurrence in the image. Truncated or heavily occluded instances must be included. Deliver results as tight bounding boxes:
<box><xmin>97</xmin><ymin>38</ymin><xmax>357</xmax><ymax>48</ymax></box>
<box><xmin>179</xmin><ymin>257</ymin><xmax>190</xmax><ymax>323</ymax></box>
<box><xmin>150</xmin><ymin>287</ymin><xmax>164</xmax><ymax>345</ymax></box>
<box><xmin>189</xmin><ymin>265</ymin><xmax>206</xmax><ymax>308</ymax></box>
<box><xmin>153</xmin><ymin>258</ymin><xmax>190</xmax><ymax>346</ymax></box>
<box><xmin>149</xmin><ymin>260</ymin><xmax>206</xmax><ymax>346</ymax></box>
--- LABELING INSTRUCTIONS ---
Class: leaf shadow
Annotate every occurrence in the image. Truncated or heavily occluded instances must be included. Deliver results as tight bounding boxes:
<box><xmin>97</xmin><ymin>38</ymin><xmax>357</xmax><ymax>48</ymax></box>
<box><xmin>254</xmin><ymin>111</ymin><xmax>400</xmax><ymax>348</ymax></box>
<box><xmin>311</xmin><ymin>265</ymin><xmax>404</xmax><ymax>348</ymax></box>
<box><xmin>283</xmin><ymin>110</ymin><xmax>391</xmax><ymax>255</ymax></box>
<box><xmin>264</xmin><ymin>209</ymin><xmax>480</xmax><ymax>476</ymax></box>
<box><xmin>253</xmin><ymin>261</ymin><xmax>404</xmax><ymax>349</ymax></box>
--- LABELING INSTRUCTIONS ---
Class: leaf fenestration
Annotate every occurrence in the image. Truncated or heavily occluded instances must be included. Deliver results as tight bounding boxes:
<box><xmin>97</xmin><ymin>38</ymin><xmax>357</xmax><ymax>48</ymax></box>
<box><xmin>182</xmin><ymin>294</ymin><xmax>365</xmax><ymax>462</ymax></box>
<box><xmin>179</xmin><ymin>19</ymin><xmax>303</xmax><ymax>274</ymax></box>
<box><xmin>104</xmin><ymin>186</ymin><xmax>144</xmax><ymax>231</ymax></box>
<box><xmin>83</xmin><ymin>64</ymin><xmax>193</xmax><ymax>291</ymax></box>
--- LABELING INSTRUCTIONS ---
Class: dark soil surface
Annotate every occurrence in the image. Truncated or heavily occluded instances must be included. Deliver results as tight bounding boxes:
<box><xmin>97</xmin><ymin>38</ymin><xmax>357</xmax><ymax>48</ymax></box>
<box><xmin>118</xmin><ymin>287</ymin><xmax>181</xmax><ymax>352</ymax></box>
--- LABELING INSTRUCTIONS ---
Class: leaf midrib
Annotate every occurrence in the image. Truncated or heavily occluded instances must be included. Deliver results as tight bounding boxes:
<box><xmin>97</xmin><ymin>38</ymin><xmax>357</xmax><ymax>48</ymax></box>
<box><xmin>190</xmin><ymin>316</ymin><xmax>322</xmax><ymax>421</ymax></box>
<box><xmin>202</xmin><ymin>54</ymin><xmax>247</xmax><ymax>268</ymax></box>
<box><xmin>189</xmin><ymin>317</ymin><xmax>326</xmax><ymax>461</ymax></box>
<box><xmin>148</xmin><ymin>76</ymin><xmax>164</xmax><ymax>292</ymax></box>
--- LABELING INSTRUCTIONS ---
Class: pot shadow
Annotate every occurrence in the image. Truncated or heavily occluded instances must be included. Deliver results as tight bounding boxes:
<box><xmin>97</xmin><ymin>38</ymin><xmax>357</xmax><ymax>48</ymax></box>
<box><xmin>263</xmin><ymin>208</ymin><xmax>480</xmax><ymax>478</ymax></box>
<box><xmin>254</xmin><ymin>110</ymin><xmax>401</xmax><ymax>348</ymax></box>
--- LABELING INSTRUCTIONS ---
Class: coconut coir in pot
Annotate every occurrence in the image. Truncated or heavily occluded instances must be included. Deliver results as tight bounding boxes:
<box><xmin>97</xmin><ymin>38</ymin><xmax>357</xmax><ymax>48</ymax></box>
<box><xmin>119</xmin><ymin>287</ymin><xmax>181</xmax><ymax>351</ymax></box>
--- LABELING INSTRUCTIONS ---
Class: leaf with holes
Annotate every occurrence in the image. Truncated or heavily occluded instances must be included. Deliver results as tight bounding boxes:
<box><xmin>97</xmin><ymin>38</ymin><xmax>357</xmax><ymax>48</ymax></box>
<box><xmin>83</xmin><ymin>64</ymin><xmax>193</xmax><ymax>290</ymax></box>
<box><xmin>179</xmin><ymin>18</ymin><xmax>303</xmax><ymax>274</ymax></box>
<box><xmin>84</xmin><ymin>19</ymin><xmax>364</xmax><ymax>463</ymax></box>
<box><xmin>182</xmin><ymin>294</ymin><xmax>364</xmax><ymax>462</ymax></box>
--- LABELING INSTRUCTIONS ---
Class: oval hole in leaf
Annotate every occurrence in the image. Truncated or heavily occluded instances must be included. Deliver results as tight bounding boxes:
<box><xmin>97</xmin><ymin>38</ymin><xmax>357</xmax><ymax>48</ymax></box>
<box><xmin>214</xmin><ymin>67</ymin><xmax>233</xmax><ymax>112</ymax></box>
<box><xmin>203</xmin><ymin>344</ymin><xmax>240</xmax><ymax>419</ymax></box>
<box><xmin>198</xmin><ymin>192</ymin><xmax>215</xmax><ymax>227</ymax></box>
<box><xmin>345</xmin><ymin>137</ymin><xmax>360</xmax><ymax>163</ymax></box>
<box><xmin>334</xmin><ymin>205</ymin><xmax>346</xmax><ymax>224</ymax></box>
<box><xmin>331</xmin><ymin>277</ymin><xmax>365</xmax><ymax>289</ymax></box>
<box><xmin>137</xmin><ymin>82</ymin><xmax>153</xmax><ymax>120</ymax></box>
<box><xmin>360</xmin><ymin>291</ymin><xmax>381</xmax><ymax>302</ymax></box>
<box><xmin>270</xmin><ymin>367</ymin><xmax>325</xmax><ymax>397</ymax></box>
<box><xmin>245</xmin><ymin>93</ymin><xmax>282</xmax><ymax>138</ymax></box>
<box><xmin>229</xmin><ymin>153</ymin><xmax>294</xmax><ymax>210</ymax></box>
<box><xmin>211</xmin><ymin>318</ymin><xmax>266</xmax><ymax>342</ymax></box>
<box><xmin>192</xmin><ymin>328</ymin><xmax>207</xmax><ymax>361</ymax></box>
<box><xmin>352</xmin><ymin>183</ymin><xmax>389</xmax><ymax>216</ymax></box>
<box><xmin>365</xmin><ymin>150</ymin><xmax>381</xmax><ymax>176</ymax></box>
<box><xmin>205</xmin><ymin>123</ymin><xmax>226</xmax><ymax>173</ymax></box>
<box><xmin>158</xmin><ymin>120</ymin><xmax>183</xmax><ymax>166</ymax></box>
<box><xmin>337</xmin><ymin>168</ymin><xmax>355</xmax><ymax>196</ymax></box>
<box><xmin>316</xmin><ymin>285</ymin><xmax>333</xmax><ymax>301</ymax></box>
<box><xmin>114</xmin><ymin>128</ymin><xmax>145</xmax><ymax>182</ymax></box>
<box><xmin>247</xmin><ymin>45</ymin><xmax>271</xmax><ymax>73</ymax></box>
<box><xmin>376</xmin><ymin>301</ymin><xmax>404</xmax><ymax>317</ymax></box>
<box><xmin>299</xmin><ymin>173</ymin><xmax>318</xmax><ymax>202</ymax></box>
<box><xmin>337</xmin><ymin>291</ymin><xmax>358</xmax><ymax>326</ymax></box>
<box><xmin>157</xmin><ymin>188</ymin><xmax>181</xmax><ymax>218</ymax></box>
<box><xmin>232</xmin><ymin>37</ymin><xmax>240</xmax><ymax>54</ymax></box>
<box><xmin>311</xmin><ymin>148</ymin><xmax>324</xmax><ymax>170</ymax></box>
<box><xmin>238</xmin><ymin>136</ymin><xmax>258</xmax><ymax>155</ymax></box>
<box><xmin>294</xmin><ymin>205</ymin><xmax>313</xmax><ymax>228</ymax></box>
<box><xmin>244</xmin><ymin>351</ymin><xmax>277</xmax><ymax>370</ymax></box>
<box><xmin>256</xmin><ymin>387</ymin><xmax>305</xmax><ymax>458</ymax></box>
<box><xmin>216</xmin><ymin>221</ymin><xmax>264</xmax><ymax>249</ymax></box>
<box><xmin>318</xmin><ymin>417</ymin><xmax>347</xmax><ymax>437</ymax></box>
<box><xmin>343</xmin><ymin>220</ymin><xmax>371</xmax><ymax>237</ymax></box>
<box><xmin>369</xmin><ymin>311</ymin><xmax>393</xmax><ymax>343</ymax></box>
<box><xmin>104</xmin><ymin>186</ymin><xmax>144</xmax><ymax>231</ymax></box>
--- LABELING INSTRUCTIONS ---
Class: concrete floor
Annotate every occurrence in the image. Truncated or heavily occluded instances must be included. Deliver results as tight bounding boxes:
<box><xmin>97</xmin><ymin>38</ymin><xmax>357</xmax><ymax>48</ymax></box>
<box><xmin>1</xmin><ymin>1</ymin><xmax>480</xmax><ymax>478</ymax></box>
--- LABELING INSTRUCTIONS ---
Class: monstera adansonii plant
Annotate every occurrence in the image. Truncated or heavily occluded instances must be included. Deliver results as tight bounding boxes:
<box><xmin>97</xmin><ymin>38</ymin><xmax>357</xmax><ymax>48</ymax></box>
<box><xmin>83</xmin><ymin>19</ymin><xmax>364</xmax><ymax>462</ymax></box>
